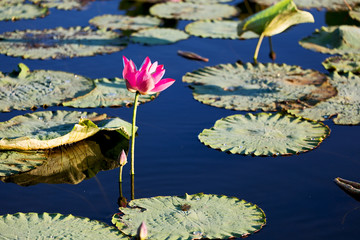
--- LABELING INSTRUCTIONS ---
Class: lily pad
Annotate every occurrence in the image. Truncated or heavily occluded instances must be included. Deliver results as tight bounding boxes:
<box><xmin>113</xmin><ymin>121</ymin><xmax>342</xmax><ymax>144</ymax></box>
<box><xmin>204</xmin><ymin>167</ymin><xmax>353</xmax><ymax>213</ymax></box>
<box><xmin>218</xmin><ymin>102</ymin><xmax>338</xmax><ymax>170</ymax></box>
<box><xmin>322</xmin><ymin>54</ymin><xmax>360</xmax><ymax>74</ymax></box>
<box><xmin>0</xmin><ymin>26</ymin><xmax>126</xmax><ymax>59</ymax></box>
<box><xmin>0</xmin><ymin>212</ymin><xmax>128</xmax><ymax>239</ymax></box>
<box><xmin>0</xmin><ymin>151</ymin><xmax>47</xmax><ymax>177</ymax></box>
<box><xmin>299</xmin><ymin>25</ymin><xmax>360</xmax><ymax>55</ymax></box>
<box><xmin>112</xmin><ymin>193</ymin><xmax>266</xmax><ymax>239</ymax></box>
<box><xmin>0</xmin><ymin>0</ymin><xmax>25</xmax><ymax>5</ymax></box>
<box><xmin>29</xmin><ymin>0</ymin><xmax>97</xmax><ymax>10</ymax></box>
<box><xmin>334</xmin><ymin>177</ymin><xmax>360</xmax><ymax>201</ymax></box>
<box><xmin>130</xmin><ymin>28</ymin><xmax>189</xmax><ymax>45</ymax></box>
<box><xmin>185</xmin><ymin>0</ymin><xmax>233</xmax><ymax>3</ymax></box>
<box><xmin>0</xmin><ymin>110</ymin><xmax>134</xmax><ymax>150</ymax></box>
<box><xmin>63</xmin><ymin>77</ymin><xmax>157</xmax><ymax>108</ymax></box>
<box><xmin>0</xmin><ymin>63</ymin><xmax>94</xmax><ymax>112</ymax></box>
<box><xmin>89</xmin><ymin>15</ymin><xmax>162</xmax><ymax>31</ymax></box>
<box><xmin>199</xmin><ymin>112</ymin><xmax>330</xmax><ymax>156</ymax></box>
<box><xmin>288</xmin><ymin>72</ymin><xmax>360</xmax><ymax>125</ymax></box>
<box><xmin>149</xmin><ymin>2</ymin><xmax>239</xmax><ymax>20</ymax></box>
<box><xmin>182</xmin><ymin>62</ymin><xmax>337</xmax><ymax>111</ymax></box>
<box><xmin>0</xmin><ymin>3</ymin><xmax>48</xmax><ymax>21</ymax></box>
<box><xmin>350</xmin><ymin>7</ymin><xmax>360</xmax><ymax>22</ymax></box>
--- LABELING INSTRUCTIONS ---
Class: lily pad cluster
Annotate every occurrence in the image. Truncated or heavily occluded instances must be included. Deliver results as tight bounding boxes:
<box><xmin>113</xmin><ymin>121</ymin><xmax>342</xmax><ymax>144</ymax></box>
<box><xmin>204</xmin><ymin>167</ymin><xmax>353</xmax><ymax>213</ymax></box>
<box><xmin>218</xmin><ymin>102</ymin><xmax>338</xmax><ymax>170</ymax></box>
<box><xmin>0</xmin><ymin>0</ymin><xmax>48</xmax><ymax>21</ymax></box>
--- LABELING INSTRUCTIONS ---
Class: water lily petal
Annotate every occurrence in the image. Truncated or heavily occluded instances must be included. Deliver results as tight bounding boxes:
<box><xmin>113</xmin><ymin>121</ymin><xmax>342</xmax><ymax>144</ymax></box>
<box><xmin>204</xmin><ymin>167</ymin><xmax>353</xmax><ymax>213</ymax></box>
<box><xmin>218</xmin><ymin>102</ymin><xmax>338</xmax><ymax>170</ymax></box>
<box><xmin>139</xmin><ymin>57</ymin><xmax>152</xmax><ymax>72</ymax></box>
<box><xmin>152</xmin><ymin>65</ymin><xmax>165</xmax><ymax>84</ymax></box>
<box><xmin>137</xmin><ymin>69</ymin><xmax>155</xmax><ymax>95</ymax></box>
<box><xmin>150</xmin><ymin>78</ymin><xmax>175</xmax><ymax>93</ymax></box>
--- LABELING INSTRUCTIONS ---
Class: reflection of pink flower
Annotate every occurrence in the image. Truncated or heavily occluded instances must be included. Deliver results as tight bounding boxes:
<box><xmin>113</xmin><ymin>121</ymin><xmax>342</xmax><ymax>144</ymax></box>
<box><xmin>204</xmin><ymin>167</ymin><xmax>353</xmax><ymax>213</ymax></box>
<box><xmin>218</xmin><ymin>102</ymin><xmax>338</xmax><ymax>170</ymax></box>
<box><xmin>122</xmin><ymin>56</ymin><xmax>175</xmax><ymax>95</ymax></box>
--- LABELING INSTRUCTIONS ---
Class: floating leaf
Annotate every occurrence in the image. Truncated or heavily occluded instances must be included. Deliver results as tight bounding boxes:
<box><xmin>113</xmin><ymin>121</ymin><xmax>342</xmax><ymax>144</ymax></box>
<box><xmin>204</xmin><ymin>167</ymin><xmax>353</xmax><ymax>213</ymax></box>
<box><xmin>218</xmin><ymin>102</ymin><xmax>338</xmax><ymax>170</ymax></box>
<box><xmin>0</xmin><ymin>151</ymin><xmax>47</xmax><ymax>177</ymax></box>
<box><xmin>185</xmin><ymin>0</ymin><xmax>233</xmax><ymax>3</ymax></box>
<box><xmin>0</xmin><ymin>26</ymin><xmax>126</xmax><ymax>59</ymax></box>
<box><xmin>289</xmin><ymin>72</ymin><xmax>360</xmax><ymax>125</ymax></box>
<box><xmin>0</xmin><ymin>64</ymin><xmax>94</xmax><ymax>112</ymax></box>
<box><xmin>334</xmin><ymin>177</ymin><xmax>360</xmax><ymax>201</ymax></box>
<box><xmin>322</xmin><ymin>54</ymin><xmax>360</xmax><ymax>74</ymax></box>
<box><xmin>130</xmin><ymin>28</ymin><xmax>189</xmax><ymax>45</ymax></box>
<box><xmin>89</xmin><ymin>14</ymin><xmax>162</xmax><ymax>31</ymax></box>
<box><xmin>0</xmin><ymin>3</ymin><xmax>48</xmax><ymax>21</ymax></box>
<box><xmin>0</xmin><ymin>0</ymin><xmax>25</xmax><ymax>5</ymax></box>
<box><xmin>349</xmin><ymin>6</ymin><xmax>360</xmax><ymax>22</ymax></box>
<box><xmin>177</xmin><ymin>50</ymin><xmax>209</xmax><ymax>62</ymax></box>
<box><xmin>0</xmin><ymin>110</ymin><xmax>134</xmax><ymax>150</ymax></box>
<box><xmin>29</xmin><ymin>0</ymin><xmax>97</xmax><ymax>10</ymax></box>
<box><xmin>182</xmin><ymin>62</ymin><xmax>337</xmax><ymax>111</ymax></box>
<box><xmin>199</xmin><ymin>112</ymin><xmax>330</xmax><ymax>156</ymax></box>
<box><xmin>299</xmin><ymin>25</ymin><xmax>360</xmax><ymax>55</ymax></box>
<box><xmin>0</xmin><ymin>212</ymin><xmax>128</xmax><ymax>239</ymax></box>
<box><xmin>149</xmin><ymin>2</ymin><xmax>239</xmax><ymax>20</ymax></box>
<box><xmin>112</xmin><ymin>193</ymin><xmax>266</xmax><ymax>239</ymax></box>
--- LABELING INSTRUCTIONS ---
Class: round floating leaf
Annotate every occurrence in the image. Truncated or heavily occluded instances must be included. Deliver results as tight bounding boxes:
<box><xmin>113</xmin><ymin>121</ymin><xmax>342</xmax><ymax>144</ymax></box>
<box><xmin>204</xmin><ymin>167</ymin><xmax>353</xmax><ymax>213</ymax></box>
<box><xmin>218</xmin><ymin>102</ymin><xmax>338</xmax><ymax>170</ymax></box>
<box><xmin>322</xmin><ymin>54</ymin><xmax>360</xmax><ymax>74</ymax></box>
<box><xmin>149</xmin><ymin>2</ymin><xmax>239</xmax><ymax>20</ymax></box>
<box><xmin>90</xmin><ymin>14</ymin><xmax>162</xmax><ymax>31</ymax></box>
<box><xmin>0</xmin><ymin>26</ymin><xmax>126</xmax><ymax>59</ymax></box>
<box><xmin>185</xmin><ymin>0</ymin><xmax>233</xmax><ymax>3</ymax></box>
<box><xmin>112</xmin><ymin>193</ymin><xmax>266</xmax><ymax>239</ymax></box>
<box><xmin>182</xmin><ymin>62</ymin><xmax>337</xmax><ymax>111</ymax></box>
<box><xmin>130</xmin><ymin>28</ymin><xmax>189</xmax><ymax>45</ymax></box>
<box><xmin>29</xmin><ymin>0</ymin><xmax>97</xmax><ymax>10</ymax></box>
<box><xmin>0</xmin><ymin>64</ymin><xmax>94</xmax><ymax>112</ymax></box>
<box><xmin>299</xmin><ymin>25</ymin><xmax>360</xmax><ymax>55</ymax></box>
<box><xmin>0</xmin><ymin>3</ymin><xmax>48</xmax><ymax>21</ymax></box>
<box><xmin>0</xmin><ymin>212</ymin><xmax>128</xmax><ymax>239</ymax></box>
<box><xmin>0</xmin><ymin>110</ymin><xmax>134</xmax><ymax>150</ymax></box>
<box><xmin>199</xmin><ymin>112</ymin><xmax>330</xmax><ymax>156</ymax></box>
<box><xmin>289</xmin><ymin>72</ymin><xmax>360</xmax><ymax>125</ymax></box>
<box><xmin>63</xmin><ymin>77</ymin><xmax>157</xmax><ymax>108</ymax></box>
<box><xmin>0</xmin><ymin>0</ymin><xmax>25</xmax><ymax>5</ymax></box>
<box><xmin>0</xmin><ymin>151</ymin><xmax>47</xmax><ymax>177</ymax></box>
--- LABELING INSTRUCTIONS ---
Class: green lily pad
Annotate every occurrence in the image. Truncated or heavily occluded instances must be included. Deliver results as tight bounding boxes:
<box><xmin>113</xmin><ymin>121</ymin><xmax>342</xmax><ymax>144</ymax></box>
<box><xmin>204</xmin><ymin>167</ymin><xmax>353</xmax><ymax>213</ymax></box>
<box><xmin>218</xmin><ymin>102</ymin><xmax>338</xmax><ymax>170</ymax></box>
<box><xmin>0</xmin><ymin>151</ymin><xmax>47</xmax><ymax>177</ymax></box>
<box><xmin>0</xmin><ymin>26</ymin><xmax>126</xmax><ymax>59</ymax></box>
<box><xmin>0</xmin><ymin>63</ymin><xmax>94</xmax><ymax>112</ymax></box>
<box><xmin>350</xmin><ymin>7</ymin><xmax>360</xmax><ymax>22</ymax></box>
<box><xmin>0</xmin><ymin>0</ymin><xmax>25</xmax><ymax>5</ymax></box>
<box><xmin>289</xmin><ymin>72</ymin><xmax>360</xmax><ymax>125</ymax></box>
<box><xmin>185</xmin><ymin>0</ymin><xmax>233</xmax><ymax>3</ymax></box>
<box><xmin>0</xmin><ymin>110</ymin><xmax>134</xmax><ymax>150</ymax></box>
<box><xmin>182</xmin><ymin>62</ymin><xmax>337</xmax><ymax>111</ymax></box>
<box><xmin>149</xmin><ymin>2</ymin><xmax>239</xmax><ymax>20</ymax></box>
<box><xmin>130</xmin><ymin>28</ymin><xmax>189</xmax><ymax>45</ymax></box>
<box><xmin>89</xmin><ymin>14</ymin><xmax>162</xmax><ymax>31</ymax></box>
<box><xmin>29</xmin><ymin>0</ymin><xmax>97</xmax><ymax>10</ymax></box>
<box><xmin>112</xmin><ymin>193</ymin><xmax>266</xmax><ymax>239</ymax></box>
<box><xmin>199</xmin><ymin>112</ymin><xmax>330</xmax><ymax>156</ymax></box>
<box><xmin>0</xmin><ymin>3</ymin><xmax>48</xmax><ymax>21</ymax></box>
<box><xmin>299</xmin><ymin>25</ymin><xmax>360</xmax><ymax>55</ymax></box>
<box><xmin>63</xmin><ymin>77</ymin><xmax>157</xmax><ymax>108</ymax></box>
<box><xmin>0</xmin><ymin>212</ymin><xmax>128</xmax><ymax>239</ymax></box>
<box><xmin>322</xmin><ymin>54</ymin><xmax>360</xmax><ymax>74</ymax></box>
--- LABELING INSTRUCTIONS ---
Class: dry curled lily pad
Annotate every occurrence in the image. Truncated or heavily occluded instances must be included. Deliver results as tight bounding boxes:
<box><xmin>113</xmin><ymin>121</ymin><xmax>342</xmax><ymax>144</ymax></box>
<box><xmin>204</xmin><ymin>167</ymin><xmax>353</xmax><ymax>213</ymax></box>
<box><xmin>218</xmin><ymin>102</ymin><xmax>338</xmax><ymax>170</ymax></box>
<box><xmin>334</xmin><ymin>177</ymin><xmax>360</xmax><ymax>201</ymax></box>
<box><xmin>149</xmin><ymin>2</ymin><xmax>239</xmax><ymax>20</ymax></box>
<box><xmin>322</xmin><ymin>54</ymin><xmax>360</xmax><ymax>74</ymax></box>
<box><xmin>0</xmin><ymin>110</ymin><xmax>133</xmax><ymax>150</ymax></box>
<box><xmin>29</xmin><ymin>0</ymin><xmax>97</xmax><ymax>10</ymax></box>
<box><xmin>299</xmin><ymin>25</ymin><xmax>360</xmax><ymax>55</ymax></box>
<box><xmin>289</xmin><ymin>72</ymin><xmax>360</xmax><ymax>125</ymax></box>
<box><xmin>0</xmin><ymin>64</ymin><xmax>94</xmax><ymax>112</ymax></box>
<box><xmin>182</xmin><ymin>62</ymin><xmax>337</xmax><ymax>111</ymax></box>
<box><xmin>0</xmin><ymin>26</ymin><xmax>126</xmax><ymax>59</ymax></box>
<box><xmin>0</xmin><ymin>212</ymin><xmax>128</xmax><ymax>239</ymax></box>
<box><xmin>90</xmin><ymin>15</ymin><xmax>162</xmax><ymax>31</ymax></box>
<box><xmin>112</xmin><ymin>193</ymin><xmax>266</xmax><ymax>239</ymax></box>
<box><xmin>63</xmin><ymin>77</ymin><xmax>157</xmax><ymax>108</ymax></box>
<box><xmin>130</xmin><ymin>28</ymin><xmax>189</xmax><ymax>45</ymax></box>
<box><xmin>0</xmin><ymin>3</ymin><xmax>48</xmax><ymax>21</ymax></box>
<box><xmin>199</xmin><ymin>112</ymin><xmax>330</xmax><ymax>156</ymax></box>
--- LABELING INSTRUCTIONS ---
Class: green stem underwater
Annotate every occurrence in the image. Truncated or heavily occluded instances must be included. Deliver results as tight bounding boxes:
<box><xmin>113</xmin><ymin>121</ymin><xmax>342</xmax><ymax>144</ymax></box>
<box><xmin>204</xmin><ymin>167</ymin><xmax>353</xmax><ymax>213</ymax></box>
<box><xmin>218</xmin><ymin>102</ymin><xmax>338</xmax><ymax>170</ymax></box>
<box><xmin>131</xmin><ymin>91</ymin><xmax>140</xmax><ymax>176</ymax></box>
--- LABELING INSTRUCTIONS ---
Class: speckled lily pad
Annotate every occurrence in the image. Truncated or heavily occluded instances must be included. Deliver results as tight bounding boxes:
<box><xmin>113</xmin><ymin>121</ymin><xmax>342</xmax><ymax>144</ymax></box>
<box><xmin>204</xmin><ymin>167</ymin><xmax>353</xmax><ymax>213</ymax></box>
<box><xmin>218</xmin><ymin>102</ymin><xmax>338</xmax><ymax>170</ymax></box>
<box><xmin>0</xmin><ymin>26</ymin><xmax>126</xmax><ymax>59</ymax></box>
<box><xmin>112</xmin><ymin>193</ymin><xmax>266</xmax><ymax>239</ymax></box>
<box><xmin>182</xmin><ymin>62</ymin><xmax>337</xmax><ymax>111</ymax></box>
<box><xmin>130</xmin><ymin>28</ymin><xmax>189</xmax><ymax>45</ymax></box>
<box><xmin>0</xmin><ymin>212</ymin><xmax>128</xmax><ymax>239</ymax></box>
<box><xmin>0</xmin><ymin>0</ymin><xmax>25</xmax><ymax>5</ymax></box>
<box><xmin>322</xmin><ymin>54</ymin><xmax>360</xmax><ymax>74</ymax></box>
<box><xmin>0</xmin><ymin>3</ymin><xmax>48</xmax><ymax>21</ymax></box>
<box><xmin>89</xmin><ymin>15</ymin><xmax>162</xmax><ymax>31</ymax></box>
<box><xmin>149</xmin><ymin>2</ymin><xmax>239</xmax><ymax>20</ymax></box>
<box><xmin>199</xmin><ymin>112</ymin><xmax>330</xmax><ymax>156</ymax></box>
<box><xmin>63</xmin><ymin>77</ymin><xmax>157</xmax><ymax>108</ymax></box>
<box><xmin>299</xmin><ymin>25</ymin><xmax>360</xmax><ymax>55</ymax></box>
<box><xmin>29</xmin><ymin>0</ymin><xmax>97</xmax><ymax>10</ymax></box>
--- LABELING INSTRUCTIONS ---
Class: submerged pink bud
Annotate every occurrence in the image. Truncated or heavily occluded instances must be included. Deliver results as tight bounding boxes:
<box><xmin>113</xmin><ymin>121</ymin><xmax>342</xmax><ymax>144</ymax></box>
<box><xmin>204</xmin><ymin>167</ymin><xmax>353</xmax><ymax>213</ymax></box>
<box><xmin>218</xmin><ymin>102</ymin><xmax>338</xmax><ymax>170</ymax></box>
<box><xmin>122</xmin><ymin>56</ymin><xmax>175</xmax><ymax>95</ymax></box>
<box><xmin>118</xmin><ymin>150</ymin><xmax>127</xmax><ymax>167</ymax></box>
<box><xmin>137</xmin><ymin>221</ymin><xmax>148</xmax><ymax>240</ymax></box>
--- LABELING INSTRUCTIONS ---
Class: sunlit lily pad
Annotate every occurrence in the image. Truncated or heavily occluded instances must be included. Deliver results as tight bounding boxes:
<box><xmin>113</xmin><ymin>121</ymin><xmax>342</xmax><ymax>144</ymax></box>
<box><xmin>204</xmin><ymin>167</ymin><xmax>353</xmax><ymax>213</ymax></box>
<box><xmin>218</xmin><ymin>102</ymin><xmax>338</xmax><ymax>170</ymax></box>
<box><xmin>185</xmin><ymin>0</ymin><xmax>233</xmax><ymax>2</ymax></box>
<box><xmin>149</xmin><ymin>2</ymin><xmax>239</xmax><ymax>20</ymax></box>
<box><xmin>322</xmin><ymin>54</ymin><xmax>360</xmax><ymax>74</ymax></box>
<box><xmin>0</xmin><ymin>64</ymin><xmax>94</xmax><ymax>112</ymax></box>
<box><xmin>334</xmin><ymin>177</ymin><xmax>360</xmax><ymax>201</ymax></box>
<box><xmin>0</xmin><ymin>3</ymin><xmax>48</xmax><ymax>21</ymax></box>
<box><xmin>0</xmin><ymin>151</ymin><xmax>47</xmax><ymax>177</ymax></box>
<box><xmin>29</xmin><ymin>0</ymin><xmax>97</xmax><ymax>10</ymax></box>
<box><xmin>289</xmin><ymin>72</ymin><xmax>360</xmax><ymax>125</ymax></box>
<box><xmin>0</xmin><ymin>212</ymin><xmax>128</xmax><ymax>239</ymax></box>
<box><xmin>130</xmin><ymin>28</ymin><xmax>189</xmax><ymax>45</ymax></box>
<box><xmin>350</xmin><ymin>7</ymin><xmax>360</xmax><ymax>22</ymax></box>
<box><xmin>63</xmin><ymin>77</ymin><xmax>157</xmax><ymax>108</ymax></box>
<box><xmin>0</xmin><ymin>0</ymin><xmax>25</xmax><ymax>5</ymax></box>
<box><xmin>199</xmin><ymin>112</ymin><xmax>330</xmax><ymax>156</ymax></box>
<box><xmin>182</xmin><ymin>62</ymin><xmax>337</xmax><ymax>111</ymax></box>
<box><xmin>0</xmin><ymin>26</ymin><xmax>126</xmax><ymax>59</ymax></box>
<box><xmin>299</xmin><ymin>25</ymin><xmax>360</xmax><ymax>55</ymax></box>
<box><xmin>112</xmin><ymin>193</ymin><xmax>266</xmax><ymax>239</ymax></box>
<box><xmin>90</xmin><ymin>15</ymin><xmax>162</xmax><ymax>31</ymax></box>
<box><xmin>0</xmin><ymin>110</ymin><xmax>134</xmax><ymax>150</ymax></box>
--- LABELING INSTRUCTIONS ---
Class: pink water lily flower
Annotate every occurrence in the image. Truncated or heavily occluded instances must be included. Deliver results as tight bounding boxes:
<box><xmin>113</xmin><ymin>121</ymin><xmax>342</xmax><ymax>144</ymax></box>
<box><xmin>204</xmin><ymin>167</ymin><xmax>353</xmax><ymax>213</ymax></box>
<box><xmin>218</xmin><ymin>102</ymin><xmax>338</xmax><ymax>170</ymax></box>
<box><xmin>122</xmin><ymin>56</ymin><xmax>175</xmax><ymax>95</ymax></box>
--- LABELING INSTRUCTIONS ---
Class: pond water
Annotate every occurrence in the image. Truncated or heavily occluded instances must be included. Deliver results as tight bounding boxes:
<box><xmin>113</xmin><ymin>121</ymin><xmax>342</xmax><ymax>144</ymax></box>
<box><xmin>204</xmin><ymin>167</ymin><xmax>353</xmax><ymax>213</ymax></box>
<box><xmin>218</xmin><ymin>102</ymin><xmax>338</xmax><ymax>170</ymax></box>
<box><xmin>1</xmin><ymin>0</ymin><xmax>360</xmax><ymax>239</ymax></box>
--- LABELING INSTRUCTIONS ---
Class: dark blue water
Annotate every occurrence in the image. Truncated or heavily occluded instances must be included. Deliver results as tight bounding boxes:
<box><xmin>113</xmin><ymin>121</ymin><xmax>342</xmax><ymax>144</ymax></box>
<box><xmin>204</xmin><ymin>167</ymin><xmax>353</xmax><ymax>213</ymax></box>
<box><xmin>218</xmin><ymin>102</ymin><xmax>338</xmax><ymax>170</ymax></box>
<box><xmin>1</xmin><ymin>1</ymin><xmax>360</xmax><ymax>239</ymax></box>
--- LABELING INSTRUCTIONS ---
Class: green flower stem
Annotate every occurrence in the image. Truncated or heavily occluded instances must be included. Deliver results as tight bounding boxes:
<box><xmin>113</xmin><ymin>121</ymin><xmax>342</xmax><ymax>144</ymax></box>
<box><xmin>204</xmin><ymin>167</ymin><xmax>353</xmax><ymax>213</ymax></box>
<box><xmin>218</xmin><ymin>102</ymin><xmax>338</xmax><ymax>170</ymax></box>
<box><xmin>254</xmin><ymin>32</ymin><xmax>265</xmax><ymax>64</ymax></box>
<box><xmin>119</xmin><ymin>165</ymin><xmax>124</xmax><ymax>183</ymax></box>
<box><xmin>131</xmin><ymin>91</ymin><xmax>140</xmax><ymax>176</ymax></box>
